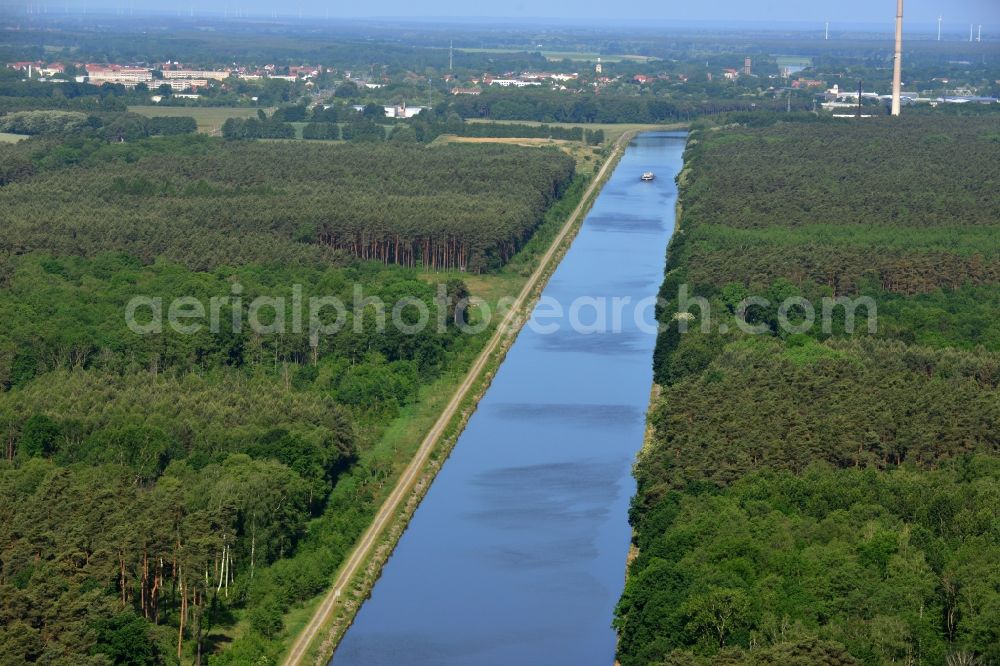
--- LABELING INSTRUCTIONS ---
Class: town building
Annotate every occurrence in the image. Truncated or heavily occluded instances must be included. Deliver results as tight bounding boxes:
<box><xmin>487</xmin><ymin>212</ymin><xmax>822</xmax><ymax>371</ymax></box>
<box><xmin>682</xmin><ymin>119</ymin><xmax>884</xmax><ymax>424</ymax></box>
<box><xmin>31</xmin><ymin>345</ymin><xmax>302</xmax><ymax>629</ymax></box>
<box><xmin>154</xmin><ymin>79</ymin><xmax>209</xmax><ymax>91</ymax></box>
<box><xmin>8</xmin><ymin>61</ymin><xmax>40</xmax><ymax>71</ymax></box>
<box><xmin>85</xmin><ymin>64</ymin><xmax>153</xmax><ymax>87</ymax></box>
<box><xmin>288</xmin><ymin>66</ymin><xmax>320</xmax><ymax>78</ymax></box>
<box><xmin>489</xmin><ymin>78</ymin><xmax>542</xmax><ymax>87</ymax></box>
<box><xmin>384</xmin><ymin>104</ymin><xmax>426</xmax><ymax>119</ymax></box>
<box><xmin>162</xmin><ymin>69</ymin><xmax>231</xmax><ymax>81</ymax></box>
<box><xmin>350</xmin><ymin>104</ymin><xmax>429</xmax><ymax>118</ymax></box>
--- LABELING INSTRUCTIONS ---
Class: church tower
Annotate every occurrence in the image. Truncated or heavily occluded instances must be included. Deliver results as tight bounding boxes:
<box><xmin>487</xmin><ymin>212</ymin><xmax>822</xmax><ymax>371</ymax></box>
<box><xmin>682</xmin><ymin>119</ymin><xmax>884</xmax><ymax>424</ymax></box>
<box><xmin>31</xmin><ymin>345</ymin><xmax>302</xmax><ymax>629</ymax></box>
<box><xmin>595</xmin><ymin>57</ymin><xmax>603</xmax><ymax>75</ymax></box>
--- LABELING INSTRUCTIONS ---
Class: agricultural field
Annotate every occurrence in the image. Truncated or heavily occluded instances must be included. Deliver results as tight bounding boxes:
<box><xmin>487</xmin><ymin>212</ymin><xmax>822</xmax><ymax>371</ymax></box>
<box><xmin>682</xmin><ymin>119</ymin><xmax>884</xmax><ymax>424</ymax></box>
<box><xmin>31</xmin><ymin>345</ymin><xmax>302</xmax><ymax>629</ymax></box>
<box><xmin>615</xmin><ymin>115</ymin><xmax>1000</xmax><ymax>666</ymax></box>
<box><xmin>0</xmin><ymin>132</ymin><xmax>27</xmax><ymax>143</ymax></box>
<box><xmin>431</xmin><ymin>134</ymin><xmax>604</xmax><ymax>174</ymax></box>
<box><xmin>129</xmin><ymin>105</ymin><xmax>266</xmax><ymax>134</ymax></box>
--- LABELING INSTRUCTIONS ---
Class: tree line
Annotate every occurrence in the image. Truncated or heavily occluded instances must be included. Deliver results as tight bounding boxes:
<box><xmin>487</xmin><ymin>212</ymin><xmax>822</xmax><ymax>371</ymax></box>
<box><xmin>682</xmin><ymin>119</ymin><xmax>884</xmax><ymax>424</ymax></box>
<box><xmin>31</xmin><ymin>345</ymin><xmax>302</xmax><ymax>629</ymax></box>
<box><xmin>0</xmin><ymin>138</ymin><xmax>576</xmax><ymax>273</ymax></box>
<box><xmin>406</xmin><ymin>109</ymin><xmax>605</xmax><ymax>142</ymax></box>
<box><xmin>668</xmin><ymin>116</ymin><xmax>1000</xmax><ymax>298</ymax></box>
<box><xmin>221</xmin><ymin>115</ymin><xmax>296</xmax><ymax>139</ymax></box>
<box><xmin>443</xmin><ymin>89</ymin><xmax>809</xmax><ymax>124</ymax></box>
<box><xmin>0</xmin><ymin>109</ymin><xmax>197</xmax><ymax>138</ymax></box>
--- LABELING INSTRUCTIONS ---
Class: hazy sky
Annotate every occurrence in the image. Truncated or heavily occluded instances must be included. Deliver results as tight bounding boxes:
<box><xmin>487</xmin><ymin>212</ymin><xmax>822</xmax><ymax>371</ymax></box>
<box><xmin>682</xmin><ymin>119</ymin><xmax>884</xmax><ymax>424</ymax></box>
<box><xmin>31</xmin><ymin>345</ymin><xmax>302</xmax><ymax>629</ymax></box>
<box><xmin>1</xmin><ymin>0</ymin><xmax>998</xmax><ymax>26</ymax></box>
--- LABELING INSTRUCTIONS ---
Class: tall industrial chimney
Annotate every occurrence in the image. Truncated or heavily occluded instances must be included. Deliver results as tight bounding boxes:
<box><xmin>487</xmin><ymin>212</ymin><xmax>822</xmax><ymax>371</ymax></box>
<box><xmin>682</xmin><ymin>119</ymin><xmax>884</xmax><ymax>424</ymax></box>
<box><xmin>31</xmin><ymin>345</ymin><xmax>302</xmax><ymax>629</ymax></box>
<box><xmin>891</xmin><ymin>0</ymin><xmax>904</xmax><ymax>116</ymax></box>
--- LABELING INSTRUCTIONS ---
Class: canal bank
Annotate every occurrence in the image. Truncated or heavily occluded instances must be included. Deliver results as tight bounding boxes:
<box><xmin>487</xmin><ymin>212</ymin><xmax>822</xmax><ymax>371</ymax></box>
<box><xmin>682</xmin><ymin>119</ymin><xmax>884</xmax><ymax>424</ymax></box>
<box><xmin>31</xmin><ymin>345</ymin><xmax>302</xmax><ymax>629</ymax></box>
<box><xmin>284</xmin><ymin>131</ymin><xmax>647</xmax><ymax>666</ymax></box>
<box><xmin>332</xmin><ymin>132</ymin><xmax>687</xmax><ymax>665</ymax></box>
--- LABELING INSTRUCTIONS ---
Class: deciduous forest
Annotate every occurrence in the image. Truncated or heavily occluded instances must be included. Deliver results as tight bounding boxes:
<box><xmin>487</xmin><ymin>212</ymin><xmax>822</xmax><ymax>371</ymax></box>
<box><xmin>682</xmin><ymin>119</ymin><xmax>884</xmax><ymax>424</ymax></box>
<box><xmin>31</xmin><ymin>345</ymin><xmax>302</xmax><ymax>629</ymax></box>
<box><xmin>615</xmin><ymin>116</ymin><xmax>1000</xmax><ymax>666</ymax></box>
<box><xmin>0</xmin><ymin>255</ymin><xmax>478</xmax><ymax>664</ymax></box>
<box><xmin>0</xmin><ymin>125</ymin><xmax>576</xmax><ymax>662</ymax></box>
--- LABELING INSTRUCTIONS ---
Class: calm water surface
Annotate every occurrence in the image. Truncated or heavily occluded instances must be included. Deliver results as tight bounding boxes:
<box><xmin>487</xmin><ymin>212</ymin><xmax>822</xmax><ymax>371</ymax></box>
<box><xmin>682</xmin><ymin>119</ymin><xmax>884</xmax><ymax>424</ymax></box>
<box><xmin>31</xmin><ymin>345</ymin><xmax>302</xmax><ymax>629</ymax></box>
<box><xmin>333</xmin><ymin>132</ymin><xmax>687</xmax><ymax>666</ymax></box>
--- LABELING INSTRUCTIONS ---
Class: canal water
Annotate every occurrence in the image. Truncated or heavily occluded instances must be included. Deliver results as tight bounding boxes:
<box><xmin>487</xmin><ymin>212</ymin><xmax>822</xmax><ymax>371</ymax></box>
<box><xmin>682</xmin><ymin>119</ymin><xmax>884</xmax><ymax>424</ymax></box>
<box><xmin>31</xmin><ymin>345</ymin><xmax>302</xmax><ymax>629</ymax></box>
<box><xmin>333</xmin><ymin>132</ymin><xmax>687</xmax><ymax>665</ymax></box>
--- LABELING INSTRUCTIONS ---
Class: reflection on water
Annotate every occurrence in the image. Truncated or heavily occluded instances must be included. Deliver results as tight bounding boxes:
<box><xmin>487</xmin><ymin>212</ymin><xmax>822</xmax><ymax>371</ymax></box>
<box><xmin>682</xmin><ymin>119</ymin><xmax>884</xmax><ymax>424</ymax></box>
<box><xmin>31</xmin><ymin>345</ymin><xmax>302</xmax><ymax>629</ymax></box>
<box><xmin>585</xmin><ymin>213</ymin><xmax>665</xmax><ymax>234</ymax></box>
<box><xmin>333</xmin><ymin>132</ymin><xmax>687</xmax><ymax>666</ymax></box>
<box><xmin>487</xmin><ymin>403</ymin><xmax>642</xmax><ymax>427</ymax></box>
<box><xmin>531</xmin><ymin>329</ymin><xmax>649</xmax><ymax>356</ymax></box>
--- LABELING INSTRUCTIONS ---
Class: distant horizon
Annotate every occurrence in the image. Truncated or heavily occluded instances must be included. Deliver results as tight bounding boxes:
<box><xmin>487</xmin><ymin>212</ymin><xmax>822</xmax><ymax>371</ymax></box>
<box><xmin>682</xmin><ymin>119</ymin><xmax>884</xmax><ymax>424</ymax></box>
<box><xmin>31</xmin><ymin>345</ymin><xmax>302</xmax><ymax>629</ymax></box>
<box><xmin>1</xmin><ymin>0</ymin><xmax>998</xmax><ymax>28</ymax></box>
<box><xmin>0</xmin><ymin>9</ymin><xmax>996</xmax><ymax>40</ymax></box>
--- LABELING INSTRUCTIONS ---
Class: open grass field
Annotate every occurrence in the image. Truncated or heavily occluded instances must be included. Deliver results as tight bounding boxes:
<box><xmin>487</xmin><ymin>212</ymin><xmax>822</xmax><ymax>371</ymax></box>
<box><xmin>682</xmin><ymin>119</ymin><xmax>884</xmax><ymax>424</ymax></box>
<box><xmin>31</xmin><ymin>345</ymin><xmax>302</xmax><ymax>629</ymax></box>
<box><xmin>128</xmin><ymin>105</ymin><xmax>266</xmax><ymax>134</ymax></box>
<box><xmin>431</xmin><ymin>134</ymin><xmax>602</xmax><ymax>174</ymax></box>
<box><xmin>459</xmin><ymin>47</ymin><xmax>657</xmax><ymax>63</ymax></box>
<box><xmin>0</xmin><ymin>132</ymin><xmax>28</xmax><ymax>143</ymax></box>
<box><xmin>466</xmin><ymin>119</ymin><xmax>687</xmax><ymax>144</ymax></box>
<box><xmin>435</xmin><ymin>136</ymin><xmax>573</xmax><ymax>146</ymax></box>
<box><xmin>290</xmin><ymin>121</ymin><xmax>308</xmax><ymax>139</ymax></box>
